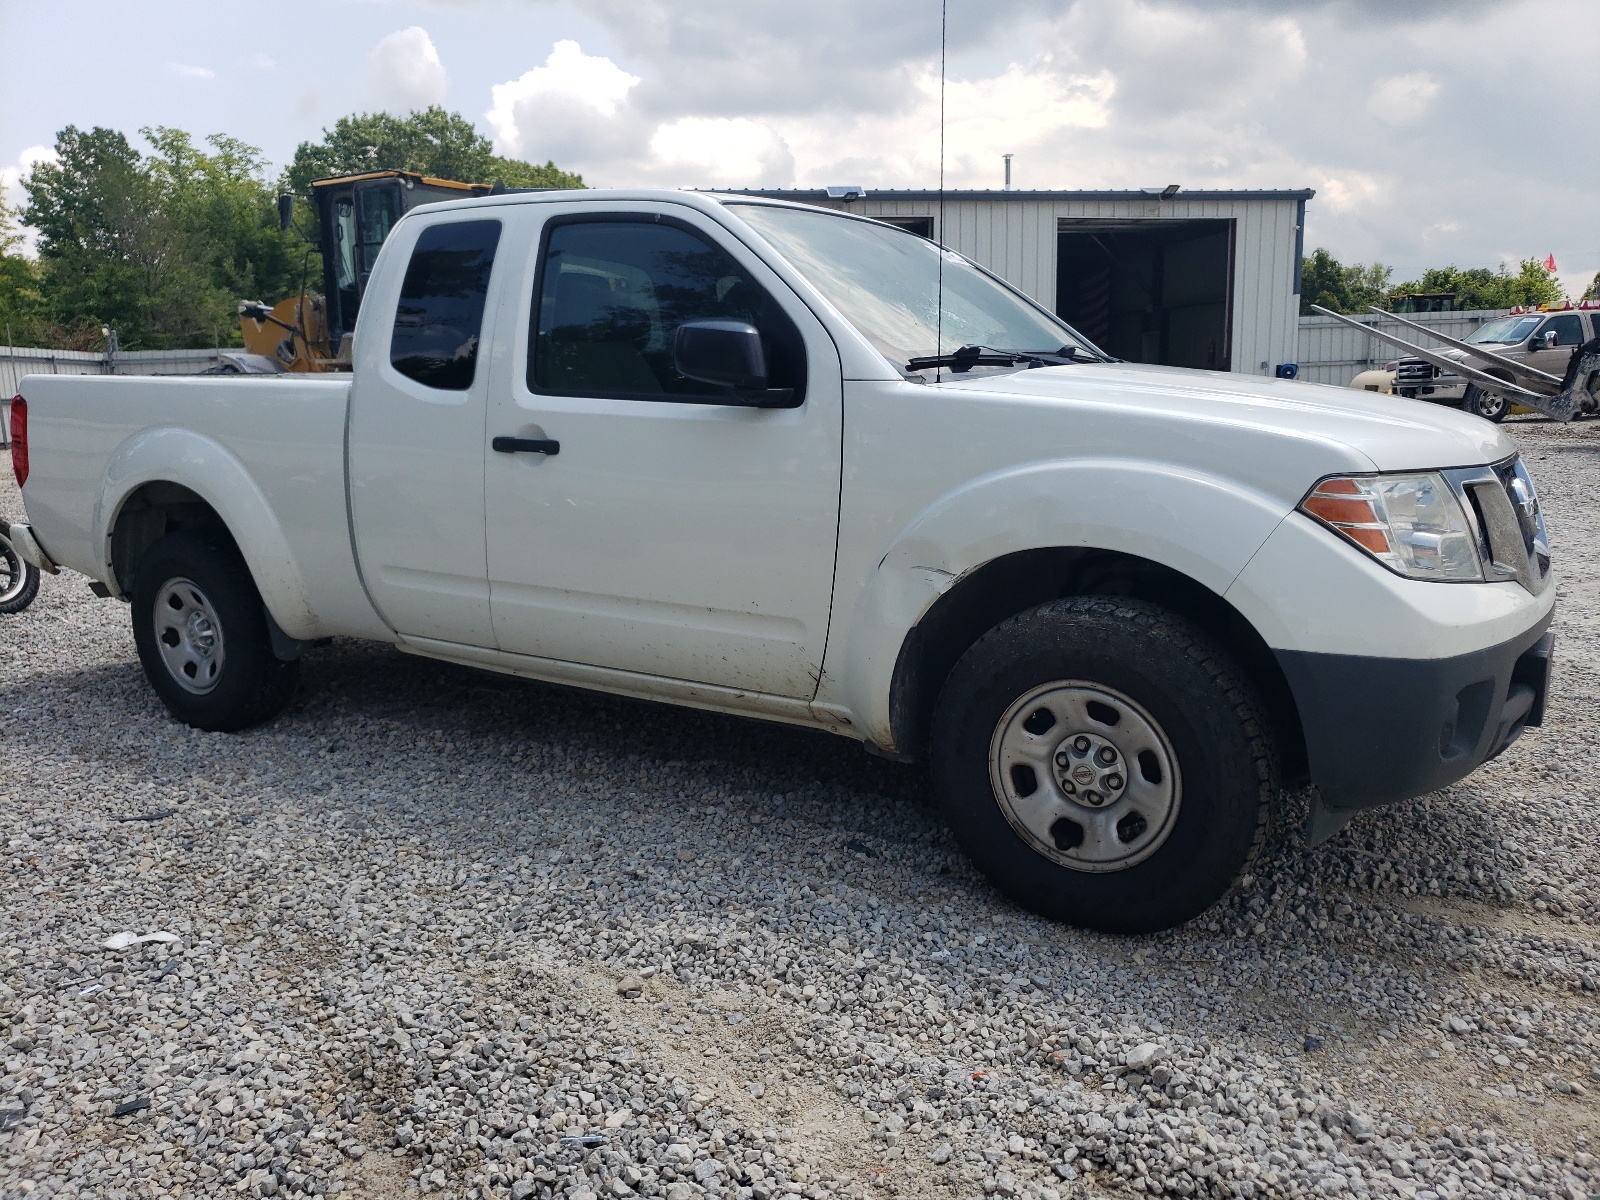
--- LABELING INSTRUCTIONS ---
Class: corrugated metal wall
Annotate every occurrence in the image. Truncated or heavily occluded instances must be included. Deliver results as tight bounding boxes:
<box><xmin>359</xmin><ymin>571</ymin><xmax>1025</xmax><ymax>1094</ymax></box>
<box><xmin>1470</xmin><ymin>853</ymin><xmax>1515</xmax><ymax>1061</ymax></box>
<box><xmin>1293</xmin><ymin>310</ymin><xmax>1497</xmax><ymax>387</ymax></box>
<box><xmin>798</xmin><ymin>194</ymin><xmax>1306</xmax><ymax>378</ymax></box>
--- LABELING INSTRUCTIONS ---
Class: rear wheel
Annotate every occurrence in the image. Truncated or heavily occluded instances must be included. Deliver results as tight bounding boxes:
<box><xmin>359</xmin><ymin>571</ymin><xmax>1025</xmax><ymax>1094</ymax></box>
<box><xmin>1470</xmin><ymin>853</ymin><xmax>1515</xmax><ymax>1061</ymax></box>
<box><xmin>930</xmin><ymin>597</ymin><xmax>1276</xmax><ymax>933</ymax></box>
<box><xmin>0</xmin><ymin>535</ymin><xmax>41</xmax><ymax>614</ymax></box>
<box><xmin>1462</xmin><ymin>382</ymin><xmax>1510</xmax><ymax>422</ymax></box>
<box><xmin>131</xmin><ymin>531</ymin><xmax>298</xmax><ymax>731</ymax></box>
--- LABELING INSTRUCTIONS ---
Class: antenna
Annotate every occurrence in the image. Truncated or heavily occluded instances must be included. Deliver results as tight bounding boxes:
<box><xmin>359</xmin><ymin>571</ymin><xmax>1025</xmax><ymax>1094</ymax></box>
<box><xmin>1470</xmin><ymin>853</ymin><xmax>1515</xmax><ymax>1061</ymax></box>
<box><xmin>935</xmin><ymin>0</ymin><xmax>948</xmax><ymax>379</ymax></box>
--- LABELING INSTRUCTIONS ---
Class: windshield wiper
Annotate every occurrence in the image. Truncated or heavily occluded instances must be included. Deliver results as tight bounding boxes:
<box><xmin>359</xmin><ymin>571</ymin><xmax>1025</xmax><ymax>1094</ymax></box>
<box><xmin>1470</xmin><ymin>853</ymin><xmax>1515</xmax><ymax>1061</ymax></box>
<box><xmin>905</xmin><ymin>344</ymin><xmax>1088</xmax><ymax>373</ymax></box>
<box><xmin>906</xmin><ymin>345</ymin><xmax>1019</xmax><ymax>372</ymax></box>
<box><xmin>1003</xmin><ymin>345</ymin><xmax>1091</xmax><ymax>365</ymax></box>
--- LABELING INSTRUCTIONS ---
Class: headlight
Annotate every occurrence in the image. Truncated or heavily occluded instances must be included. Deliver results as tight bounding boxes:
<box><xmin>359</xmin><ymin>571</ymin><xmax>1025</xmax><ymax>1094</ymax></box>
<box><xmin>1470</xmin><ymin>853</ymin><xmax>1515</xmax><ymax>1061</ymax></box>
<box><xmin>1300</xmin><ymin>472</ymin><xmax>1483</xmax><ymax>581</ymax></box>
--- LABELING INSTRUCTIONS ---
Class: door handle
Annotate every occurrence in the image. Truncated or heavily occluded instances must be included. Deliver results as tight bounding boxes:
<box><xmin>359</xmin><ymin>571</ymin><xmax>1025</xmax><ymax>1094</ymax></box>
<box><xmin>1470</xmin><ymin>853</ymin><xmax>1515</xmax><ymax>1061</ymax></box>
<box><xmin>492</xmin><ymin>436</ymin><xmax>560</xmax><ymax>456</ymax></box>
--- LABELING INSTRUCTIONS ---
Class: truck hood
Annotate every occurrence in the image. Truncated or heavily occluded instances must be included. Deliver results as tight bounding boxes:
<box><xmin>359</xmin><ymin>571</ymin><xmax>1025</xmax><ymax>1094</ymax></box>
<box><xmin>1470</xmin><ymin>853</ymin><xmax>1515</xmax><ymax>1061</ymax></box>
<box><xmin>948</xmin><ymin>360</ymin><xmax>1516</xmax><ymax>476</ymax></box>
<box><xmin>1430</xmin><ymin>344</ymin><xmax>1523</xmax><ymax>370</ymax></box>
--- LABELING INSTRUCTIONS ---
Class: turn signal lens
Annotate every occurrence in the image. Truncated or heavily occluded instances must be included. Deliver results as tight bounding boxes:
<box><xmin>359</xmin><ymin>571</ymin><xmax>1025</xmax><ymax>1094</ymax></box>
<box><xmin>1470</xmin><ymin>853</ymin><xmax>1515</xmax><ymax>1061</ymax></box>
<box><xmin>1301</xmin><ymin>472</ymin><xmax>1483</xmax><ymax>582</ymax></box>
<box><xmin>9</xmin><ymin>395</ymin><xmax>25</xmax><ymax>488</ymax></box>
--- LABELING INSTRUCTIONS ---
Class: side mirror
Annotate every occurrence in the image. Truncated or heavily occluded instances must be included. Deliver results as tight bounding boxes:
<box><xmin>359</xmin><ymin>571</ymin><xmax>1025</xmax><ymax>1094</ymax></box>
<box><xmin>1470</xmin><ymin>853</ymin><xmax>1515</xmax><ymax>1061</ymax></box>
<box><xmin>1533</xmin><ymin>329</ymin><xmax>1558</xmax><ymax>350</ymax></box>
<box><xmin>672</xmin><ymin>319</ymin><xmax>798</xmax><ymax>407</ymax></box>
<box><xmin>674</xmin><ymin>319</ymin><xmax>767</xmax><ymax>389</ymax></box>
<box><xmin>277</xmin><ymin>194</ymin><xmax>295</xmax><ymax>233</ymax></box>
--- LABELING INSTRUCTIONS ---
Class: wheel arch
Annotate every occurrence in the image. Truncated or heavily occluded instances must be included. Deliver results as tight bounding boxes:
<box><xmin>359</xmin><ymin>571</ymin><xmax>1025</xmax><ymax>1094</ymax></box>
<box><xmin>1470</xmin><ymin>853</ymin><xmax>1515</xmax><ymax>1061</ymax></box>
<box><xmin>109</xmin><ymin>481</ymin><xmax>237</xmax><ymax>598</ymax></box>
<box><xmin>99</xmin><ymin>428</ymin><xmax>318</xmax><ymax>636</ymax></box>
<box><xmin>886</xmin><ymin>546</ymin><xmax>1308</xmax><ymax>785</ymax></box>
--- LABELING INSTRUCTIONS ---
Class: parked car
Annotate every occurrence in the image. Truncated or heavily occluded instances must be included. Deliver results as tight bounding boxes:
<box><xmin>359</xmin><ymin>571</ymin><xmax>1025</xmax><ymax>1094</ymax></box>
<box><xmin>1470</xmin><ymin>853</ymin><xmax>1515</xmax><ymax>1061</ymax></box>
<box><xmin>1395</xmin><ymin>304</ymin><xmax>1600</xmax><ymax>422</ymax></box>
<box><xmin>7</xmin><ymin>190</ymin><xmax>1556</xmax><ymax>932</ymax></box>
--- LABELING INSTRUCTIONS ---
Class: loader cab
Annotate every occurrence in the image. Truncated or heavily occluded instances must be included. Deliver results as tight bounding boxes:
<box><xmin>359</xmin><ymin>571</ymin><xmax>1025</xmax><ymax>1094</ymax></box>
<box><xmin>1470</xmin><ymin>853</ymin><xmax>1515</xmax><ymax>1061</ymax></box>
<box><xmin>311</xmin><ymin>171</ymin><xmax>493</xmax><ymax>360</ymax></box>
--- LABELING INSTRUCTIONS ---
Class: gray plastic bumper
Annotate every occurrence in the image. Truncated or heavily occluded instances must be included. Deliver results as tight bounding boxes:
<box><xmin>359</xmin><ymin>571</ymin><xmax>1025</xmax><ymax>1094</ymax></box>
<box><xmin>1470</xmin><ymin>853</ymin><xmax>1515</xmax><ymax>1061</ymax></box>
<box><xmin>1276</xmin><ymin>616</ymin><xmax>1554</xmax><ymax>844</ymax></box>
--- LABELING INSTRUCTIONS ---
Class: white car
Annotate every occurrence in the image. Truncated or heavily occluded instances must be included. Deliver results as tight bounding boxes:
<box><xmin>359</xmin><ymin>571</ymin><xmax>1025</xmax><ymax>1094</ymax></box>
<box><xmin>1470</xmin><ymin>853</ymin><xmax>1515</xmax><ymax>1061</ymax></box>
<box><xmin>7</xmin><ymin>190</ymin><xmax>1556</xmax><ymax>932</ymax></box>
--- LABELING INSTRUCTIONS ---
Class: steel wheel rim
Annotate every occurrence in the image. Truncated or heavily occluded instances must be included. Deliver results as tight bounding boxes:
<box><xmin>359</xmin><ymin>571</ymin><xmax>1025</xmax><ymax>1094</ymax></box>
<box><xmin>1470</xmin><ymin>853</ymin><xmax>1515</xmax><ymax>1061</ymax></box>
<box><xmin>0</xmin><ymin>541</ymin><xmax>23</xmax><ymax>605</ymax></box>
<box><xmin>153</xmin><ymin>577</ymin><xmax>226</xmax><ymax>694</ymax></box>
<box><xmin>1478</xmin><ymin>390</ymin><xmax>1507</xmax><ymax>419</ymax></box>
<box><xmin>989</xmin><ymin>680</ymin><xmax>1182</xmax><ymax>873</ymax></box>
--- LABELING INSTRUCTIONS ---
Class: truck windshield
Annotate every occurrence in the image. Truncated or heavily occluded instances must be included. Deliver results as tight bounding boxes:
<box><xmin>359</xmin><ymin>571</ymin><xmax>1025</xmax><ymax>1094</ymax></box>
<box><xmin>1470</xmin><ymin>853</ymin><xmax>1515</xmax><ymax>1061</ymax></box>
<box><xmin>731</xmin><ymin>204</ymin><xmax>1102</xmax><ymax>373</ymax></box>
<box><xmin>1466</xmin><ymin>315</ymin><xmax>1540</xmax><ymax>345</ymax></box>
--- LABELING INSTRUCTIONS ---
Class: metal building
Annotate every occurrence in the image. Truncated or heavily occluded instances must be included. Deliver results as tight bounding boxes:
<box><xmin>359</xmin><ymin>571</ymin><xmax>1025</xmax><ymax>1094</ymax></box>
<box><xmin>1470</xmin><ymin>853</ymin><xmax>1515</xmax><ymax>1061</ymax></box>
<box><xmin>730</xmin><ymin>188</ymin><xmax>1314</xmax><ymax>378</ymax></box>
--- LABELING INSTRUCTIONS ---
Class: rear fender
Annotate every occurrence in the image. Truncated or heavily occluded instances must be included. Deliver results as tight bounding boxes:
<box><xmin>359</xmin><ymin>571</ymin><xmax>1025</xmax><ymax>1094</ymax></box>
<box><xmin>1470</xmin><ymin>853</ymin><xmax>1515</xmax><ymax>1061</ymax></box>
<box><xmin>98</xmin><ymin>427</ymin><xmax>318</xmax><ymax>637</ymax></box>
<box><xmin>825</xmin><ymin>458</ymin><xmax>1292</xmax><ymax>748</ymax></box>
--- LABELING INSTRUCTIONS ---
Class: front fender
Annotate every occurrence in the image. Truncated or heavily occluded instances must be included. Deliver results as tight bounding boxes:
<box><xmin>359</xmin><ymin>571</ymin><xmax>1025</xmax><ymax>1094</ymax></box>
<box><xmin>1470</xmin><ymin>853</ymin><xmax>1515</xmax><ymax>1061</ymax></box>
<box><xmin>825</xmin><ymin>457</ymin><xmax>1292</xmax><ymax>748</ymax></box>
<box><xmin>99</xmin><ymin>427</ymin><xmax>318</xmax><ymax>638</ymax></box>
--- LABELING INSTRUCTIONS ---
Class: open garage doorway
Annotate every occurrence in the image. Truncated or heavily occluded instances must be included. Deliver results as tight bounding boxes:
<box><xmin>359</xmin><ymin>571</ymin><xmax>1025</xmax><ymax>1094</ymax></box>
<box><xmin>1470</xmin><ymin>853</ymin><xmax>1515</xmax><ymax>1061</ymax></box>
<box><xmin>1056</xmin><ymin>219</ymin><xmax>1234</xmax><ymax>371</ymax></box>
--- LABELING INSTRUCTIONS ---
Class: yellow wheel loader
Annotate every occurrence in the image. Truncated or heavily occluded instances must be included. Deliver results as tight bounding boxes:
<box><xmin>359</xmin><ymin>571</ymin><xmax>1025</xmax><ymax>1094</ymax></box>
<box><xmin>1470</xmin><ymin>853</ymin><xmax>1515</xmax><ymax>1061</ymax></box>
<box><xmin>239</xmin><ymin>171</ymin><xmax>495</xmax><ymax>372</ymax></box>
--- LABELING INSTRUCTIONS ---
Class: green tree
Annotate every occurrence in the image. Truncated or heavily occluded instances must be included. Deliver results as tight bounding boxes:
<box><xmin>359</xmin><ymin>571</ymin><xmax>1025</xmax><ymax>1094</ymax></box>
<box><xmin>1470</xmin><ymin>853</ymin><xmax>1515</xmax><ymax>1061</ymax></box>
<box><xmin>20</xmin><ymin>125</ymin><xmax>314</xmax><ymax>349</ymax></box>
<box><xmin>143</xmin><ymin>127</ymin><xmax>319</xmax><ymax>323</ymax></box>
<box><xmin>1389</xmin><ymin>261</ymin><xmax>1565</xmax><ymax>311</ymax></box>
<box><xmin>1299</xmin><ymin>247</ymin><xmax>1392</xmax><ymax>315</ymax></box>
<box><xmin>1305</xmin><ymin>247</ymin><xmax>1569</xmax><ymax>315</ymax></box>
<box><xmin>285</xmin><ymin>107</ymin><xmax>582</xmax><ymax>196</ymax></box>
<box><xmin>1581</xmin><ymin>272</ymin><xmax>1598</xmax><ymax>302</ymax></box>
<box><xmin>21</xmin><ymin>125</ymin><xmax>155</xmax><ymax>342</ymax></box>
<box><xmin>0</xmin><ymin>198</ymin><xmax>49</xmax><ymax>345</ymax></box>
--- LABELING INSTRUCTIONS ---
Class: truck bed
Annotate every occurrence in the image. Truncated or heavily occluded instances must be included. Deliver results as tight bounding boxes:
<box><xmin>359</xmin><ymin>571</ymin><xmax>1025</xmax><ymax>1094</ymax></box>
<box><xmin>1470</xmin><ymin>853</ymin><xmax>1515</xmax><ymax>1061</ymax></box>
<box><xmin>17</xmin><ymin>374</ymin><xmax>387</xmax><ymax>640</ymax></box>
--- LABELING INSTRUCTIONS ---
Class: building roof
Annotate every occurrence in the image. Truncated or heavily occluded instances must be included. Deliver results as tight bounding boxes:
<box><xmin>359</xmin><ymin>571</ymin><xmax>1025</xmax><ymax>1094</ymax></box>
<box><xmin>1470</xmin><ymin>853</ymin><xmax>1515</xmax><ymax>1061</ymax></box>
<box><xmin>714</xmin><ymin>188</ymin><xmax>1317</xmax><ymax>203</ymax></box>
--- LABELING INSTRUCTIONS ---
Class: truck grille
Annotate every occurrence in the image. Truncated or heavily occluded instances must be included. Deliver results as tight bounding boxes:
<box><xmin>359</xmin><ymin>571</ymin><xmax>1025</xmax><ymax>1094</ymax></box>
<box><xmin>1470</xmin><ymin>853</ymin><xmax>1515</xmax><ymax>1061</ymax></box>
<box><xmin>1490</xmin><ymin>457</ymin><xmax>1551</xmax><ymax>587</ymax></box>
<box><xmin>1446</xmin><ymin>457</ymin><xmax>1551</xmax><ymax>593</ymax></box>
<box><xmin>1395</xmin><ymin>358</ymin><xmax>1436</xmax><ymax>389</ymax></box>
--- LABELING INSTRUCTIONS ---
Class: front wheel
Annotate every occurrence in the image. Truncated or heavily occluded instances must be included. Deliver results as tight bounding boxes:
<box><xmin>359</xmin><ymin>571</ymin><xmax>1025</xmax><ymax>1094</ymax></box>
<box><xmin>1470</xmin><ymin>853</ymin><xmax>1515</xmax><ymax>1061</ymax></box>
<box><xmin>1462</xmin><ymin>382</ymin><xmax>1510</xmax><ymax>423</ymax></box>
<box><xmin>131</xmin><ymin>531</ymin><xmax>299</xmax><ymax>732</ymax></box>
<box><xmin>931</xmin><ymin>597</ymin><xmax>1276</xmax><ymax>933</ymax></box>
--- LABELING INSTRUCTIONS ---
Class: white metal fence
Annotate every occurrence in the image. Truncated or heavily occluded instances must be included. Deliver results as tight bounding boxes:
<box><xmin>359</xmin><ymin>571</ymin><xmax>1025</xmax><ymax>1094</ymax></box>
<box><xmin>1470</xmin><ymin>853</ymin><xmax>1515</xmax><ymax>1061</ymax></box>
<box><xmin>1</xmin><ymin>346</ymin><xmax>229</xmax><ymax>445</ymax></box>
<box><xmin>1294</xmin><ymin>309</ymin><xmax>1498</xmax><ymax>388</ymax></box>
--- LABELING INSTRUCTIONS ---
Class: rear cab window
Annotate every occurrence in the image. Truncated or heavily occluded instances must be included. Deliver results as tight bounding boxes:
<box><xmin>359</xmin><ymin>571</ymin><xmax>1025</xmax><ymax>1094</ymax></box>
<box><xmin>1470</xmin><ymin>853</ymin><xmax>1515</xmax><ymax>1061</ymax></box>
<box><xmin>390</xmin><ymin>219</ymin><xmax>503</xmax><ymax>390</ymax></box>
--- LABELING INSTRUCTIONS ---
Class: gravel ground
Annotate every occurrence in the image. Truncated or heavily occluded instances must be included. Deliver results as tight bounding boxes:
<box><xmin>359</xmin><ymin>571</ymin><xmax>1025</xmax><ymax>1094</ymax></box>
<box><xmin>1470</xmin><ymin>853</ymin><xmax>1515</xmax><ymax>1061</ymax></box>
<box><xmin>4</xmin><ymin>416</ymin><xmax>1600</xmax><ymax>1200</ymax></box>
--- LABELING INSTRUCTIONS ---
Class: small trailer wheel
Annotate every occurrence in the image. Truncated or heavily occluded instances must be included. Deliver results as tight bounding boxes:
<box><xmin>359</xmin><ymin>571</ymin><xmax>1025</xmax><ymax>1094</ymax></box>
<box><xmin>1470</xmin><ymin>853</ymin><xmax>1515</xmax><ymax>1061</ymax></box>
<box><xmin>0</xmin><ymin>532</ymin><xmax>41</xmax><ymax>614</ymax></box>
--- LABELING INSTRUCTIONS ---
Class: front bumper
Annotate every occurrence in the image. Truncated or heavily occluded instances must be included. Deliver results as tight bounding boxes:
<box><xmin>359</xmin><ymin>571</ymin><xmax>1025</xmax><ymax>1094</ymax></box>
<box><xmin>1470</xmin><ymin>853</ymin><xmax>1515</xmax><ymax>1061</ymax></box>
<box><xmin>1277</xmin><ymin>615</ymin><xmax>1554</xmax><ymax>843</ymax></box>
<box><xmin>1397</xmin><ymin>380</ymin><xmax>1467</xmax><ymax>403</ymax></box>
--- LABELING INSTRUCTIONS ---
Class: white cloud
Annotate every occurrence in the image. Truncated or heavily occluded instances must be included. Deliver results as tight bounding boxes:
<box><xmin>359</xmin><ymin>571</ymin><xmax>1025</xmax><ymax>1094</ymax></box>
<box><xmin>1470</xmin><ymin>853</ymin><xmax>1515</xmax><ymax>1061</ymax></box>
<box><xmin>2</xmin><ymin>146</ymin><xmax>60</xmax><ymax>257</ymax></box>
<box><xmin>1368</xmin><ymin>73</ymin><xmax>1441</xmax><ymax>126</ymax></box>
<box><xmin>1310</xmin><ymin>170</ymin><xmax>1385</xmax><ymax>215</ymax></box>
<box><xmin>172</xmin><ymin>63</ymin><xmax>216</xmax><ymax>79</ymax></box>
<box><xmin>650</xmin><ymin>118</ymin><xmax>794</xmax><ymax>187</ymax></box>
<box><xmin>462</xmin><ymin>1</ymin><xmax>1594</xmax><ymax>286</ymax></box>
<box><xmin>1056</xmin><ymin>3</ymin><xmax>1308</xmax><ymax>119</ymax></box>
<box><xmin>485</xmin><ymin>39</ymin><xmax>1113</xmax><ymax>189</ymax></box>
<box><xmin>251</xmin><ymin>53</ymin><xmax>277</xmax><ymax>72</ymax></box>
<box><xmin>365</xmin><ymin>26</ymin><xmax>448</xmax><ymax>114</ymax></box>
<box><xmin>487</xmin><ymin>40</ymin><xmax>641</xmax><ymax>164</ymax></box>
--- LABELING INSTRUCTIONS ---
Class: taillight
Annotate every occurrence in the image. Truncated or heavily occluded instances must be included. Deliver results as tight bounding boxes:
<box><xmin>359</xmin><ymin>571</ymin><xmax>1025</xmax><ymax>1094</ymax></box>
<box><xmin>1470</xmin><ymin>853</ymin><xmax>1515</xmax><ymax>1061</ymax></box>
<box><xmin>10</xmin><ymin>395</ymin><xmax>26</xmax><ymax>487</ymax></box>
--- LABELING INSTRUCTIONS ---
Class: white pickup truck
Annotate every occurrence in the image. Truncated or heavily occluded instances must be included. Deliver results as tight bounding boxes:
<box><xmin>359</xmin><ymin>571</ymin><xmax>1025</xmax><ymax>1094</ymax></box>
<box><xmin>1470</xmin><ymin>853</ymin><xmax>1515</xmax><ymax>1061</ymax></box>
<box><xmin>7</xmin><ymin>189</ymin><xmax>1556</xmax><ymax>932</ymax></box>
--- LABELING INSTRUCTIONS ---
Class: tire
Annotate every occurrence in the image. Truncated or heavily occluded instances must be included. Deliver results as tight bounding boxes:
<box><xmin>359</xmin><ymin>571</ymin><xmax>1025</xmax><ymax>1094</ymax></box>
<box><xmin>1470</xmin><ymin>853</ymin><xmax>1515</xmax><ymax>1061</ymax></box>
<box><xmin>0</xmin><ymin>534</ymin><xmax>41</xmax><ymax>614</ymax></box>
<box><xmin>930</xmin><ymin>597</ymin><xmax>1276</xmax><ymax>934</ymax></box>
<box><xmin>1462</xmin><ymin>382</ymin><xmax>1509</xmax><ymax>423</ymax></box>
<box><xmin>131</xmin><ymin>531</ymin><xmax>299</xmax><ymax>732</ymax></box>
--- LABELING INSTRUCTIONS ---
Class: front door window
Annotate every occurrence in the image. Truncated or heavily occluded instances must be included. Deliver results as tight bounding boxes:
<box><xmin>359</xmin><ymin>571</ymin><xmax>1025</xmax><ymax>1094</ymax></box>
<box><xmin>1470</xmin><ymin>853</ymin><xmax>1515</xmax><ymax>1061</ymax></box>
<box><xmin>1534</xmin><ymin>314</ymin><xmax>1584</xmax><ymax>348</ymax></box>
<box><xmin>530</xmin><ymin>218</ymin><xmax>806</xmax><ymax>403</ymax></box>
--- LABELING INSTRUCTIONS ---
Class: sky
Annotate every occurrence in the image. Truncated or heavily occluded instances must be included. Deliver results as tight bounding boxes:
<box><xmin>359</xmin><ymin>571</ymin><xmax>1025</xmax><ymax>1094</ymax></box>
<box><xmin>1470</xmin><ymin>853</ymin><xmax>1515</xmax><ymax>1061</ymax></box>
<box><xmin>1</xmin><ymin>0</ymin><xmax>1596</xmax><ymax>294</ymax></box>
